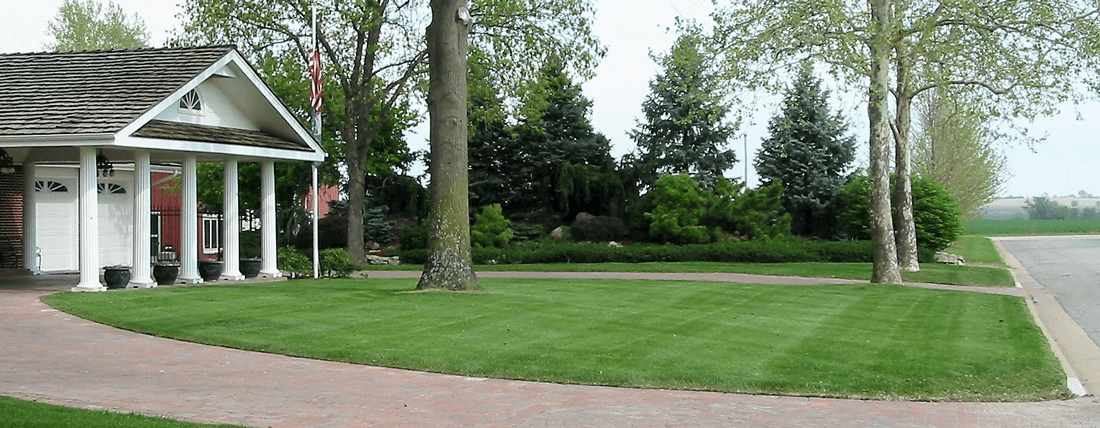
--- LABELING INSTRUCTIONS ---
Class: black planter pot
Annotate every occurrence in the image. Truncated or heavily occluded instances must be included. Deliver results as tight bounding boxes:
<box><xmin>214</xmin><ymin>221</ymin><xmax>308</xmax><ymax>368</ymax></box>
<box><xmin>152</xmin><ymin>264</ymin><xmax>180</xmax><ymax>285</ymax></box>
<box><xmin>198</xmin><ymin>260</ymin><xmax>223</xmax><ymax>281</ymax></box>
<box><xmin>240</xmin><ymin>258</ymin><xmax>262</xmax><ymax>278</ymax></box>
<box><xmin>103</xmin><ymin>266</ymin><xmax>131</xmax><ymax>289</ymax></box>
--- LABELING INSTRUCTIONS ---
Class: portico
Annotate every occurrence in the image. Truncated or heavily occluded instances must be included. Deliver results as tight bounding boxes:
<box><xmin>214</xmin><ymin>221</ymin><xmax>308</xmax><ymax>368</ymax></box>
<box><xmin>0</xmin><ymin>46</ymin><xmax>326</xmax><ymax>290</ymax></box>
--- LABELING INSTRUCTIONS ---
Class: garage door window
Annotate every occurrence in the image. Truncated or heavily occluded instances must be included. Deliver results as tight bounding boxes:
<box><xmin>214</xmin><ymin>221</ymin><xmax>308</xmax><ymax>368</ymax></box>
<box><xmin>97</xmin><ymin>183</ymin><xmax>126</xmax><ymax>194</ymax></box>
<box><xmin>34</xmin><ymin>181</ymin><xmax>68</xmax><ymax>193</ymax></box>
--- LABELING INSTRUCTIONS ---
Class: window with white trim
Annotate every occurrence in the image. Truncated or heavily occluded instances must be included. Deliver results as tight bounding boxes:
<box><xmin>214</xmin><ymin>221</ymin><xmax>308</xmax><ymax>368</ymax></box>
<box><xmin>202</xmin><ymin>214</ymin><xmax>222</xmax><ymax>255</ymax></box>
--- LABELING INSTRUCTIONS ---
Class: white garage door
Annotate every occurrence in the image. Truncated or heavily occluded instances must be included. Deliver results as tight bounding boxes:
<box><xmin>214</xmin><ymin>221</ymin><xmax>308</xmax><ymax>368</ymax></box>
<box><xmin>34</xmin><ymin>171</ymin><xmax>136</xmax><ymax>272</ymax></box>
<box><xmin>35</xmin><ymin>179</ymin><xmax>78</xmax><ymax>272</ymax></box>
<box><xmin>97</xmin><ymin>182</ymin><xmax>133</xmax><ymax>267</ymax></box>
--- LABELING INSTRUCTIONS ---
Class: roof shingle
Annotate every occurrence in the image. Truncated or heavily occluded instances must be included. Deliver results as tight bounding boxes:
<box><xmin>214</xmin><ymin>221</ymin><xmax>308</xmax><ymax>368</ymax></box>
<box><xmin>133</xmin><ymin>120</ymin><xmax>311</xmax><ymax>152</ymax></box>
<box><xmin>0</xmin><ymin>46</ymin><xmax>235</xmax><ymax>136</ymax></box>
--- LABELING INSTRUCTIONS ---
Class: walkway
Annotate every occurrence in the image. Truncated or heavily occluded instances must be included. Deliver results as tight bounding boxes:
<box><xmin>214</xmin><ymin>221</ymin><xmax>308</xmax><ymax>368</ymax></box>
<box><xmin>2</xmin><ymin>266</ymin><xmax>1100</xmax><ymax>426</ymax></box>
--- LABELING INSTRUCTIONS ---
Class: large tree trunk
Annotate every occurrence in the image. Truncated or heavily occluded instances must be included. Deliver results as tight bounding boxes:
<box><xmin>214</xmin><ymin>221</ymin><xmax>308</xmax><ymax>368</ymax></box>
<box><xmin>892</xmin><ymin>50</ymin><xmax>919</xmax><ymax>272</ymax></box>
<box><xmin>892</xmin><ymin>100</ymin><xmax>919</xmax><ymax>272</ymax></box>
<box><xmin>417</xmin><ymin>0</ymin><xmax>480</xmax><ymax>291</ymax></box>
<box><xmin>868</xmin><ymin>0</ymin><xmax>903</xmax><ymax>284</ymax></box>
<box><xmin>346</xmin><ymin>135</ymin><xmax>368</xmax><ymax>264</ymax></box>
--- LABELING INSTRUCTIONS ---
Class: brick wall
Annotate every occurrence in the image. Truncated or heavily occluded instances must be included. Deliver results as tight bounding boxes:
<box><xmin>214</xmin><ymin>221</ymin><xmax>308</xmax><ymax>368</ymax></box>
<box><xmin>0</xmin><ymin>168</ymin><xmax>23</xmax><ymax>268</ymax></box>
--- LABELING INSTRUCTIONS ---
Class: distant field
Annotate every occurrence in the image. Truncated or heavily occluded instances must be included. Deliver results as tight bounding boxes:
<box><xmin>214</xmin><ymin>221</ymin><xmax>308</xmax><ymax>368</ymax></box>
<box><xmin>980</xmin><ymin>197</ymin><xmax>1100</xmax><ymax>220</ymax></box>
<box><xmin>965</xmin><ymin>219</ymin><xmax>1100</xmax><ymax>236</ymax></box>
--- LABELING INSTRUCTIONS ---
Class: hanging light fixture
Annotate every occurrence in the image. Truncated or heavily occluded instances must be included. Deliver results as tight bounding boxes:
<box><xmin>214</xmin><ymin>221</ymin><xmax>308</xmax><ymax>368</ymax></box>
<box><xmin>96</xmin><ymin>150</ymin><xmax>114</xmax><ymax>177</ymax></box>
<box><xmin>0</xmin><ymin>148</ymin><xmax>15</xmax><ymax>174</ymax></box>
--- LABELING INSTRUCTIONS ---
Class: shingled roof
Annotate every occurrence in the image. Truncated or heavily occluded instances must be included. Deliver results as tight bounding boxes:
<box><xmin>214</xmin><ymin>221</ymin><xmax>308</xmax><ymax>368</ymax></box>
<box><xmin>133</xmin><ymin>120</ymin><xmax>310</xmax><ymax>151</ymax></box>
<box><xmin>0</xmin><ymin>46</ymin><xmax>235</xmax><ymax>136</ymax></box>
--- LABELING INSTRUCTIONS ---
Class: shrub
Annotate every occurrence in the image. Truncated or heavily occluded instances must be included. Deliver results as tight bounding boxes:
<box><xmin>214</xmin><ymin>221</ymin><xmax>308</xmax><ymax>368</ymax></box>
<box><xmin>278</xmin><ymin>246</ymin><xmax>311</xmax><ymax>278</ymax></box>
<box><xmin>296</xmin><ymin>215</ymin><xmax>349</xmax><ymax>250</ymax></box>
<box><xmin>646</xmin><ymin>174</ymin><xmax>712</xmax><ymax>244</ymax></box>
<box><xmin>837</xmin><ymin>175</ymin><xmax>872</xmax><ymax>240</ymax></box>
<box><xmin>626</xmin><ymin>192</ymin><xmax>657</xmax><ymax>239</ymax></box>
<box><xmin>399</xmin><ymin>222</ymin><xmax>429</xmax><ymax>250</ymax></box>
<box><xmin>911</xmin><ymin>178</ymin><xmax>963</xmax><ymax>252</ymax></box>
<box><xmin>323</xmin><ymin>201</ymin><xmax>397</xmax><ymax>245</ymax></box>
<box><xmin>240</xmin><ymin>230</ymin><xmax>262</xmax><ymax>258</ymax></box>
<box><xmin>570</xmin><ymin>213</ymin><xmax>626</xmax><ymax>242</ymax></box>
<box><xmin>704</xmin><ymin>179</ymin><xmax>791</xmax><ymax>240</ymax></box>
<box><xmin>471</xmin><ymin>204</ymin><xmax>514</xmax><ymax>248</ymax></box>
<box><xmin>320</xmin><ymin>248</ymin><xmax>360</xmax><ymax>278</ymax></box>
<box><xmin>396</xmin><ymin>240</ymin><xmax>875</xmax><ymax>265</ymax></box>
<box><xmin>510</xmin><ymin>222</ymin><xmax>547</xmax><ymax>241</ymax></box>
<box><xmin>838</xmin><ymin>175</ymin><xmax>963</xmax><ymax>252</ymax></box>
<box><xmin>364</xmin><ymin>206</ymin><xmax>396</xmax><ymax>244</ymax></box>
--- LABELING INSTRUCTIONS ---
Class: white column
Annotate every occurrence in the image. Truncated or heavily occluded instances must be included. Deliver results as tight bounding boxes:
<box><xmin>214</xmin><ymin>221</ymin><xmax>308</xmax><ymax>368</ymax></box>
<box><xmin>220</xmin><ymin>157</ymin><xmax>243</xmax><ymax>280</ymax></box>
<box><xmin>129</xmin><ymin>150</ymin><xmax>155</xmax><ymax>288</ymax></box>
<box><xmin>22</xmin><ymin>162</ymin><xmax>39</xmax><ymax>274</ymax></box>
<box><xmin>73</xmin><ymin>147</ymin><xmax>104</xmax><ymax>292</ymax></box>
<box><xmin>178</xmin><ymin>154</ymin><xmax>201</xmax><ymax>283</ymax></box>
<box><xmin>259</xmin><ymin>160</ymin><xmax>280</xmax><ymax>277</ymax></box>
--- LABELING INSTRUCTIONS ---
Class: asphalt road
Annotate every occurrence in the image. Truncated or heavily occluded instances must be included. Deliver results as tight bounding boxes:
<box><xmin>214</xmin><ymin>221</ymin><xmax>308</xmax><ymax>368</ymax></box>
<box><xmin>1000</xmin><ymin>236</ymin><xmax>1100</xmax><ymax>347</ymax></box>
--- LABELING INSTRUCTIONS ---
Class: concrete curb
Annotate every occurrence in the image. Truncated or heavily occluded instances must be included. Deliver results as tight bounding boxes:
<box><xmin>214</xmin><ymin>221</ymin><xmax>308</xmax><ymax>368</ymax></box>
<box><xmin>993</xmin><ymin>237</ymin><xmax>1100</xmax><ymax>397</ymax></box>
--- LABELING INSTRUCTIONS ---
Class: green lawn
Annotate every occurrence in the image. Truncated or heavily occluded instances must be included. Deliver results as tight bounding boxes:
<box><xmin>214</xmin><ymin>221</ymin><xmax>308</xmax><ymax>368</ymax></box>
<box><xmin>0</xmin><ymin>396</ymin><xmax>241</xmax><ymax>428</ymax></box>
<box><xmin>945</xmin><ymin>236</ymin><xmax>1007</xmax><ymax>266</ymax></box>
<box><xmin>43</xmin><ymin>278</ymin><xmax>1068</xmax><ymax>402</ymax></box>
<box><xmin>365</xmin><ymin>261</ymin><xmax>1015</xmax><ymax>287</ymax></box>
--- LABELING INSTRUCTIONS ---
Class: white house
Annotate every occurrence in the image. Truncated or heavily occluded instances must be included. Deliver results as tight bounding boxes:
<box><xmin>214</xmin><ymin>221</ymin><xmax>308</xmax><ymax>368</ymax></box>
<box><xmin>0</xmin><ymin>46</ymin><xmax>326</xmax><ymax>291</ymax></box>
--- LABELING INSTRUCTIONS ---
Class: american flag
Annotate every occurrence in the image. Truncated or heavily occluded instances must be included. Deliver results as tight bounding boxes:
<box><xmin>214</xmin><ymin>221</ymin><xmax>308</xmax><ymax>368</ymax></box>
<box><xmin>308</xmin><ymin>47</ymin><xmax>323</xmax><ymax>113</ymax></box>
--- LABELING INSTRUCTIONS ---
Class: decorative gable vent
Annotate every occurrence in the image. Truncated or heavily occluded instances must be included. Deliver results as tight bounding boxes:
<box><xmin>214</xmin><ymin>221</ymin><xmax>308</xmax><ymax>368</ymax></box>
<box><xmin>178</xmin><ymin>88</ymin><xmax>203</xmax><ymax>113</ymax></box>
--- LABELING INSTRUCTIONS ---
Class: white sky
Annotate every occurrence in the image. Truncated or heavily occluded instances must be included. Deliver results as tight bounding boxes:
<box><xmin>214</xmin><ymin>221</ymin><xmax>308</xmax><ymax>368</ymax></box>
<box><xmin>1</xmin><ymin>0</ymin><xmax>1097</xmax><ymax>198</ymax></box>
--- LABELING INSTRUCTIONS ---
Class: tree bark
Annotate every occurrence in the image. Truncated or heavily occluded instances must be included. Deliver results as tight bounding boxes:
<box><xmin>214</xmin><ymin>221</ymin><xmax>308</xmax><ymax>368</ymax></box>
<box><xmin>868</xmin><ymin>0</ymin><xmax>903</xmax><ymax>284</ymax></box>
<box><xmin>346</xmin><ymin>133</ymin><xmax>367</xmax><ymax>264</ymax></box>
<box><xmin>417</xmin><ymin>0</ymin><xmax>480</xmax><ymax>291</ymax></box>
<box><xmin>893</xmin><ymin>56</ymin><xmax>919</xmax><ymax>272</ymax></box>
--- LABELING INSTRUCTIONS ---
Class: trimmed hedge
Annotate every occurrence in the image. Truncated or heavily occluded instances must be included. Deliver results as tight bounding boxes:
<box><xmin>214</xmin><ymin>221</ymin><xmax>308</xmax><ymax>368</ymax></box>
<box><xmin>395</xmin><ymin>240</ymin><xmax>881</xmax><ymax>265</ymax></box>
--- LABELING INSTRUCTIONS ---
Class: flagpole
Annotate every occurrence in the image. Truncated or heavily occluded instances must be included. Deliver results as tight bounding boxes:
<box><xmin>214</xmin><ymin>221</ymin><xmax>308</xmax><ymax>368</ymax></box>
<box><xmin>311</xmin><ymin>4</ymin><xmax>321</xmax><ymax>279</ymax></box>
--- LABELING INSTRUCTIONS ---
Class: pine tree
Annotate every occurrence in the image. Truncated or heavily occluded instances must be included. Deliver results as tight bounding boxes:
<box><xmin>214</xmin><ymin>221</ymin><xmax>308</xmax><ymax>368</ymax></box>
<box><xmin>755</xmin><ymin>64</ymin><xmax>857</xmax><ymax>239</ymax></box>
<box><xmin>511</xmin><ymin>59</ymin><xmax>615</xmax><ymax>218</ymax></box>
<box><xmin>631</xmin><ymin>26</ymin><xmax>737</xmax><ymax>190</ymax></box>
<box><xmin>467</xmin><ymin>49</ymin><xmax>516</xmax><ymax>210</ymax></box>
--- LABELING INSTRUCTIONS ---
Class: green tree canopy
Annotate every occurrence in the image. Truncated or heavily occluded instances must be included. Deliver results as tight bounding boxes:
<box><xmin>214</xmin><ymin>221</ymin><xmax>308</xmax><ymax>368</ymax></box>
<box><xmin>755</xmin><ymin>64</ymin><xmax>856</xmax><ymax>239</ymax></box>
<box><xmin>178</xmin><ymin>0</ymin><xmax>604</xmax><ymax>263</ymax></box>
<box><xmin>711</xmin><ymin>0</ymin><xmax>1100</xmax><ymax>281</ymax></box>
<box><xmin>913</xmin><ymin>89</ymin><xmax>1009</xmax><ymax>220</ymax></box>
<box><xmin>46</xmin><ymin>0</ymin><xmax>149</xmax><ymax>51</ymax></box>
<box><xmin>631</xmin><ymin>24</ymin><xmax>737</xmax><ymax>191</ymax></box>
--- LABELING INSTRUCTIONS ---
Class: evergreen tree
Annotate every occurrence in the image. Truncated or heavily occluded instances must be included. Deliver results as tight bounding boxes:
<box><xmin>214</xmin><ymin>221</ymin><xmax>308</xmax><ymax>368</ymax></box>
<box><xmin>755</xmin><ymin>64</ymin><xmax>856</xmax><ymax>239</ymax></box>
<box><xmin>630</xmin><ymin>26</ymin><xmax>737</xmax><ymax>190</ymax></box>
<box><xmin>511</xmin><ymin>59</ymin><xmax>616</xmax><ymax>219</ymax></box>
<box><xmin>467</xmin><ymin>49</ymin><xmax>516</xmax><ymax>210</ymax></box>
